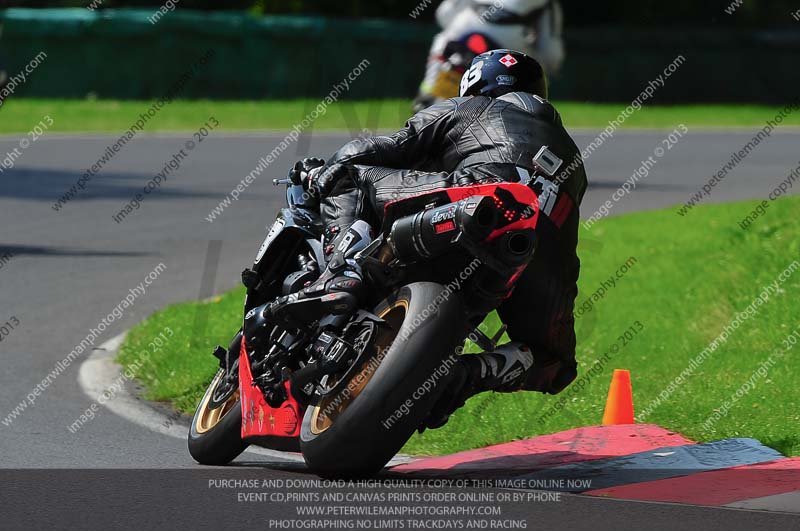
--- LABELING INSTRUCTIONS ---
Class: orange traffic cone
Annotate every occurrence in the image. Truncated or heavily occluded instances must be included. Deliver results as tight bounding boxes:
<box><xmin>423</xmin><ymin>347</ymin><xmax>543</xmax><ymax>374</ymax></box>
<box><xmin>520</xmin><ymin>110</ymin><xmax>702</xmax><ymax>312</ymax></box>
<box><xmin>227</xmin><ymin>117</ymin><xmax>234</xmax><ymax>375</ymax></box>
<box><xmin>602</xmin><ymin>369</ymin><xmax>635</xmax><ymax>425</ymax></box>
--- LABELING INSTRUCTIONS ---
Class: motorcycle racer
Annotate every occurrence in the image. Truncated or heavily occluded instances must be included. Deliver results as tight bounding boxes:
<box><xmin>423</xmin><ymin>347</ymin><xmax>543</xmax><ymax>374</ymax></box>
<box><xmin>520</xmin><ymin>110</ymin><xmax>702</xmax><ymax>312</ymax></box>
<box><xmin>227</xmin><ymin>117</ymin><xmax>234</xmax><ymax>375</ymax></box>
<box><xmin>271</xmin><ymin>50</ymin><xmax>586</xmax><ymax>426</ymax></box>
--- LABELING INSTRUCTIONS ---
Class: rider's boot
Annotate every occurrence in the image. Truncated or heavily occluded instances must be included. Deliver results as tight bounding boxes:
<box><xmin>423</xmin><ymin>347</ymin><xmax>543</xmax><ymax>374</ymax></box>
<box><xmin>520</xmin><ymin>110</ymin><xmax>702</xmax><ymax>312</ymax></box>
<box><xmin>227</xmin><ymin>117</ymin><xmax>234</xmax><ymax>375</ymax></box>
<box><xmin>424</xmin><ymin>342</ymin><xmax>534</xmax><ymax>429</ymax></box>
<box><xmin>264</xmin><ymin>220</ymin><xmax>373</xmax><ymax>322</ymax></box>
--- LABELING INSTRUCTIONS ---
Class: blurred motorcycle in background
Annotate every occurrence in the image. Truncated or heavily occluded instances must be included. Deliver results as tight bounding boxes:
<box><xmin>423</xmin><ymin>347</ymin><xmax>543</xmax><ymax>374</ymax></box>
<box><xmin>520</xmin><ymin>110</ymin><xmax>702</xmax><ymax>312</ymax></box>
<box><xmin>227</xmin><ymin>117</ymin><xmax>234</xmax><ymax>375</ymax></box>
<box><xmin>414</xmin><ymin>0</ymin><xmax>564</xmax><ymax>112</ymax></box>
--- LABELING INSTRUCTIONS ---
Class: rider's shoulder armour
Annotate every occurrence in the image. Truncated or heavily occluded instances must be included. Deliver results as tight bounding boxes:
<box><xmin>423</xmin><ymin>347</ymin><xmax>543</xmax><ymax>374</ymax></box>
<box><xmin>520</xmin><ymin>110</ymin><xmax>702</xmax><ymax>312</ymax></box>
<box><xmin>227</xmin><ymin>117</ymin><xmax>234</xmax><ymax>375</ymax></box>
<box><xmin>497</xmin><ymin>92</ymin><xmax>562</xmax><ymax>126</ymax></box>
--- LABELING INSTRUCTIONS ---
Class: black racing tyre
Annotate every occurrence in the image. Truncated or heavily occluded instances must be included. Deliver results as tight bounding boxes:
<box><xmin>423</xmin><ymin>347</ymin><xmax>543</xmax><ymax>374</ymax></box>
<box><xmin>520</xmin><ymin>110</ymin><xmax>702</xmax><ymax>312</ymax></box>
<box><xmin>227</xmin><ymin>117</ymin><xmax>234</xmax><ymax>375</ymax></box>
<box><xmin>188</xmin><ymin>368</ymin><xmax>248</xmax><ymax>465</ymax></box>
<box><xmin>300</xmin><ymin>282</ymin><xmax>467</xmax><ymax>478</ymax></box>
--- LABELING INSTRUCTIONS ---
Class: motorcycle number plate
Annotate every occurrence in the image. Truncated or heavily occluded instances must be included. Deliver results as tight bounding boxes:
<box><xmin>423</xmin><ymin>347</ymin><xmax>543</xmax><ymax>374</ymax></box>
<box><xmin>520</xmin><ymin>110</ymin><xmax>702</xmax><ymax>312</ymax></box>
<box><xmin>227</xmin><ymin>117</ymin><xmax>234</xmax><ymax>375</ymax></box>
<box><xmin>255</xmin><ymin>218</ymin><xmax>285</xmax><ymax>264</ymax></box>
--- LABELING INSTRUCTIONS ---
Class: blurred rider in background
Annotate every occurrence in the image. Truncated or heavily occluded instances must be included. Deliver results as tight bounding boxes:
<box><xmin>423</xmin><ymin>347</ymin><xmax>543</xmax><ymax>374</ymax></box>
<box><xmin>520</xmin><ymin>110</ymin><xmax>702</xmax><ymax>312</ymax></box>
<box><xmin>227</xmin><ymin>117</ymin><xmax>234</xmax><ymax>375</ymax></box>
<box><xmin>414</xmin><ymin>0</ymin><xmax>564</xmax><ymax>112</ymax></box>
<box><xmin>415</xmin><ymin>0</ymin><xmax>564</xmax><ymax>111</ymax></box>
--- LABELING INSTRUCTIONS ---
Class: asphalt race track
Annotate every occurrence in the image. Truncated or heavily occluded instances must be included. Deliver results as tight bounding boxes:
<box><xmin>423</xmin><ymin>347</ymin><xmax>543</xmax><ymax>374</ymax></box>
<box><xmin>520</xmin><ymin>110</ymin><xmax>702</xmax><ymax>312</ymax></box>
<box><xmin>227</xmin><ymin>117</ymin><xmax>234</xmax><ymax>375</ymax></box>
<box><xmin>1</xmin><ymin>129</ymin><xmax>799</xmax><ymax>528</ymax></box>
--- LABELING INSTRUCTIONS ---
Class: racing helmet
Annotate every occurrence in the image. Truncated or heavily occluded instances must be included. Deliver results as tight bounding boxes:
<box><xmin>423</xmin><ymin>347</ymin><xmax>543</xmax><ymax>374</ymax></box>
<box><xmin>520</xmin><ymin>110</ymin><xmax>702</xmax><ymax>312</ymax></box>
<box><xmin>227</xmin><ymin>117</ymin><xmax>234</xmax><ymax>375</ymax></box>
<box><xmin>459</xmin><ymin>48</ymin><xmax>548</xmax><ymax>99</ymax></box>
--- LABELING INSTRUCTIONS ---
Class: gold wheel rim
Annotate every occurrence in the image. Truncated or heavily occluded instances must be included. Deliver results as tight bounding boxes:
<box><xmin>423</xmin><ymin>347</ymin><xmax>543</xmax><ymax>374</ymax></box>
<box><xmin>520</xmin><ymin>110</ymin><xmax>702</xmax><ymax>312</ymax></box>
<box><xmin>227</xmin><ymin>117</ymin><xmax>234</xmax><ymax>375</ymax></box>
<box><xmin>308</xmin><ymin>300</ymin><xmax>408</xmax><ymax>435</ymax></box>
<box><xmin>195</xmin><ymin>370</ymin><xmax>240</xmax><ymax>434</ymax></box>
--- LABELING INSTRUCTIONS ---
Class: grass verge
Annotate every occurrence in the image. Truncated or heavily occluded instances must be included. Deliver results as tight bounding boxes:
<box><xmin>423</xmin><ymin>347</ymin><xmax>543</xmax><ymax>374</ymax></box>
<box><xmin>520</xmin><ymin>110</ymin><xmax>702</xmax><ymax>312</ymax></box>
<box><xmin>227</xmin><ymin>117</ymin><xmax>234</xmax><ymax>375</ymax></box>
<box><xmin>118</xmin><ymin>195</ymin><xmax>800</xmax><ymax>456</ymax></box>
<box><xmin>2</xmin><ymin>99</ymin><xmax>800</xmax><ymax>134</ymax></box>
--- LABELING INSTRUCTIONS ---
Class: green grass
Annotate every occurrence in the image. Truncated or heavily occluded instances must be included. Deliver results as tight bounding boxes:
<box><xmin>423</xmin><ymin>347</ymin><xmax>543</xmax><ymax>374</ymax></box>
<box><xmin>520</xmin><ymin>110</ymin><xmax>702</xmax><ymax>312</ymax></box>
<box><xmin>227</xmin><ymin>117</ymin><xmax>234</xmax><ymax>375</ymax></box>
<box><xmin>118</xmin><ymin>195</ymin><xmax>800</xmax><ymax>457</ymax></box>
<box><xmin>2</xmin><ymin>98</ymin><xmax>799</xmax><ymax>134</ymax></box>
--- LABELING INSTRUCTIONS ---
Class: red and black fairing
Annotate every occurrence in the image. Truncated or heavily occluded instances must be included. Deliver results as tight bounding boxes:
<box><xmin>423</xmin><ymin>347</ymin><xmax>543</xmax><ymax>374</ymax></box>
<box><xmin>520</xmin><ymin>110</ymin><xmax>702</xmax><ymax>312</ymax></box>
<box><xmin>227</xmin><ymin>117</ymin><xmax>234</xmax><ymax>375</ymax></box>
<box><xmin>383</xmin><ymin>182</ymin><xmax>539</xmax><ymax>238</ymax></box>
<box><xmin>239</xmin><ymin>336</ymin><xmax>303</xmax><ymax>449</ymax></box>
<box><xmin>385</xmin><ymin>182</ymin><xmax>538</xmax><ymax>266</ymax></box>
<box><xmin>384</xmin><ymin>182</ymin><xmax>539</xmax><ymax>311</ymax></box>
<box><xmin>445</xmin><ymin>182</ymin><xmax>539</xmax><ymax>241</ymax></box>
<box><xmin>238</xmin><ymin>201</ymin><xmax>320</xmax><ymax>449</ymax></box>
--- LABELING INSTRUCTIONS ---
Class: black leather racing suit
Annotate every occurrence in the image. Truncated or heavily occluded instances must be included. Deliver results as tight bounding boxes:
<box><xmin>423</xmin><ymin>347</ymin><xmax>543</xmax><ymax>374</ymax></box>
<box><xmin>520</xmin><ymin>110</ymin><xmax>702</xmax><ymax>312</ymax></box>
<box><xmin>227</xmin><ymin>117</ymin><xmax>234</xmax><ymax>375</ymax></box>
<box><xmin>315</xmin><ymin>92</ymin><xmax>587</xmax><ymax>390</ymax></box>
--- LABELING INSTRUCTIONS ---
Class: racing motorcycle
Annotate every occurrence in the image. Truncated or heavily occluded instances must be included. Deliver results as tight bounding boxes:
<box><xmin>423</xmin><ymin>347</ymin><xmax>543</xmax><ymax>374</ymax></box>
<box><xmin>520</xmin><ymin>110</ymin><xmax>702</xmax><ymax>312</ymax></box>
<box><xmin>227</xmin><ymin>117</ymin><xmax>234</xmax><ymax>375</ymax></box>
<box><xmin>188</xmin><ymin>165</ymin><xmax>540</xmax><ymax>477</ymax></box>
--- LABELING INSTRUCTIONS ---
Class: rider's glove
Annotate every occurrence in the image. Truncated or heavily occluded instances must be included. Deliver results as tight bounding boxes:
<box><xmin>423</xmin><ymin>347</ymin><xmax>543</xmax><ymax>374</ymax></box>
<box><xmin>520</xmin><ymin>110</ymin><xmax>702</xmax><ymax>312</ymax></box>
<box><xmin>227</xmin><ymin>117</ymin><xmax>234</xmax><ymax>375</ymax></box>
<box><xmin>311</xmin><ymin>163</ymin><xmax>358</xmax><ymax>199</ymax></box>
<box><xmin>288</xmin><ymin>157</ymin><xmax>326</xmax><ymax>194</ymax></box>
<box><xmin>523</xmin><ymin>358</ymin><xmax>577</xmax><ymax>395</ymax></box>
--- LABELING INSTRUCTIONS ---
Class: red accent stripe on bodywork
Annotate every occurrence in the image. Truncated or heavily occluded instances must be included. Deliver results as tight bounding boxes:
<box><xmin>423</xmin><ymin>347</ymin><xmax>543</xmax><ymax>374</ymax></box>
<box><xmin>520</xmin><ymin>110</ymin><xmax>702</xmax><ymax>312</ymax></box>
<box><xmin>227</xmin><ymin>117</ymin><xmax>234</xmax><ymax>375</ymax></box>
<box><xmin>549</xmin><ymin>193</ymin><xmax>573</xmax><ymax>228</ymax></box>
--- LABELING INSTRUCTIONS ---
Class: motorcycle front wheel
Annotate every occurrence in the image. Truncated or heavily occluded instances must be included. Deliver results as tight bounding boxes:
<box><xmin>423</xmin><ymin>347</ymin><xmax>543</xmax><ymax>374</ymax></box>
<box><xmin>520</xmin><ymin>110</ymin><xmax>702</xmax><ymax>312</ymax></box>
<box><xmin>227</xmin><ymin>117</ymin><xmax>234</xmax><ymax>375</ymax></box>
<box><xmin>188</xmin><ymin>365</ymin><xmax>247</xmax><ymax>466</ymax></box>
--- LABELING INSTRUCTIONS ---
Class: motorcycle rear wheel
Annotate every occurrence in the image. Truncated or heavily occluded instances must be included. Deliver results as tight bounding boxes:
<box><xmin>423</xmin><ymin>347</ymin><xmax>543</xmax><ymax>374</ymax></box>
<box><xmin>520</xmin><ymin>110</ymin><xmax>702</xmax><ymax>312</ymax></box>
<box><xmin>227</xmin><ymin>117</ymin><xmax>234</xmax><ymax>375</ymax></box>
<box><xmin>300</xmin><ymin>282</ymin><xmax>467</xmax><ymax>478</ymax></box>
